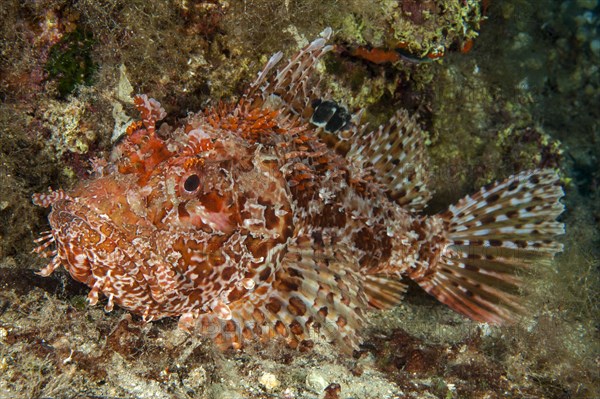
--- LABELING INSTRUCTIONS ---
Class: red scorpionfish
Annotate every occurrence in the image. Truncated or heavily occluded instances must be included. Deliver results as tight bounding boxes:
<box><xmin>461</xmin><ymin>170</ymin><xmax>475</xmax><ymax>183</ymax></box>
<box><xmin>32</xmin><ymin>28</ymin><xmax>564</xmax><ymax>351</ymax></box>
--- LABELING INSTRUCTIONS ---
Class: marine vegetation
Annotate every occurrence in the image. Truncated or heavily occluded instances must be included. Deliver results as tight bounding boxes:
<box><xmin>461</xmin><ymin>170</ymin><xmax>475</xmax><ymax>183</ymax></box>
<box><xmin>45</xmin><ymin>27</ymin><xmax>97</xmax><ymax>98</ymax></box>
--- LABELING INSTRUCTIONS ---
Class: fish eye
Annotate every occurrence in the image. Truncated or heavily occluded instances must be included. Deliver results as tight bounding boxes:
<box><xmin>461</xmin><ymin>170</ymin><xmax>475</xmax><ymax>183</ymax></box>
<box><xmin>183</xmin><ymin>174</ymin><xmax>200</xmax><ymax>193</ymax></box>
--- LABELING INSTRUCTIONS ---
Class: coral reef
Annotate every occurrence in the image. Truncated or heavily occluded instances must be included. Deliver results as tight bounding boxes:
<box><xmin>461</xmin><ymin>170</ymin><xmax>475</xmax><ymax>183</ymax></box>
<box><xmin>0</xmin><ymin>0</ymin><xmax>597</xmax><ymax>398</ymax></box>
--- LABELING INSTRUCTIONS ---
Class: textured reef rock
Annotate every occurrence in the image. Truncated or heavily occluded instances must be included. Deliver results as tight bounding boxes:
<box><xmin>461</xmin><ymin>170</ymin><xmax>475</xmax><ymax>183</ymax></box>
<box><xmin>0</xmin><ymin>0</ymin><xmax>598</xmax><ymax>398</ymax></box>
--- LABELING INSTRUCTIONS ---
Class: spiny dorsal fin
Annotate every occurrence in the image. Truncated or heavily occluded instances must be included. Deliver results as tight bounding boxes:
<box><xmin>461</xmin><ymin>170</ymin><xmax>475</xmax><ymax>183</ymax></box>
<box><xmin>309</xmin><ymin>99</ymin><xmax>365</xmax><ymax>156</ymax></box>
<box><xmin>347</xmin><ymin>109</ymin><xmax>431</xmax><ymax>211</ymax></box>
<box><xmin>245</xmin><ymin>27</ymin><xmax>333</xmax><ymax>121</ymax></box>
<box><xmin>411</xmin><ymin>169</ymin><xmax>565</xmax><ymax>324</ymax></box>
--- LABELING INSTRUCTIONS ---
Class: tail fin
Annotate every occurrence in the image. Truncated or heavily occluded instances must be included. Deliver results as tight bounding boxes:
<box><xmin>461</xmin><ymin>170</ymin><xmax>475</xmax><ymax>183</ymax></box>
<box><xmin>412</xmin><ymin>169</ymin><xmax>565</xmax><ymax>324</ymax></box>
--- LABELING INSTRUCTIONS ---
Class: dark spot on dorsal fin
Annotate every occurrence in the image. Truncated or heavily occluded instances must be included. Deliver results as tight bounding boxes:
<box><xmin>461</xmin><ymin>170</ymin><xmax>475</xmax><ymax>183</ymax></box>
<box><xmin>486</xmin><ymin>193</ymin><xmax>500</xmax><ymax>203</ymax></box>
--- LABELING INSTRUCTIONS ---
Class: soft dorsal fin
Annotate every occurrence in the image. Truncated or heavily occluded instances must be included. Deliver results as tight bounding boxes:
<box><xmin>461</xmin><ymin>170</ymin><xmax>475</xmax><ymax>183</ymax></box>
<box><xmin>347</xmin><ymin>109</ymin><xmax>431</xmax><ymax>211</ymax></box>
<box><xmin>245</xmin><ymin>27</ymin><xmax>333</xmax><ymax>121</ymax></box>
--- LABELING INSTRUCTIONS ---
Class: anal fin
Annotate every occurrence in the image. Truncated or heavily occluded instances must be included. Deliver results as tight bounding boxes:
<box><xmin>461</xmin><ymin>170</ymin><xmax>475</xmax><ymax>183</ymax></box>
<box><xmin>364</xmin><ymin>274</ymin><xmax>407</xmax><ymax>310</ymax></box>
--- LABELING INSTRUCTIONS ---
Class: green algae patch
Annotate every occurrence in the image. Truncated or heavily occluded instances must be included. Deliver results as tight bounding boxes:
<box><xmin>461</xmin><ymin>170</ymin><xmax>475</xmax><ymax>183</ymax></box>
<box><xmin>46</xmin><ymin>28</ymin><xmax>97</xmax><ymax>98</ymax></box>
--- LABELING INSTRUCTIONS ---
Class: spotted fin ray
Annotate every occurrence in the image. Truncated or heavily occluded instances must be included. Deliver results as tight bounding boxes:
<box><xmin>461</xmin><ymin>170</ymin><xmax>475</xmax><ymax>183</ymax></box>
<box><xmin>270</xmin><ymin>235</ymin><xmax>369</xmax><ymax>350</ymax></box>
<box><xmin>348</xmin><ymin>109</ymin><xmax>432</xmax><ymax>211</ymax></box>
<box><xmin>244</xmin><ymin>28</ymin><xmax>363</xmax><ymax>142</ymax></box>
<box><xmin>364</xmin><ymin>274</ymin><xmax>407</xmax><ymax>310</ymax></box>
<box><xmin>186</xmin><ymin>234</ymin><xmax>368</xmax><ymax>352</ymax></box>
<box><xmin>245</xmin><ymin>27</ymin><xmax>333</xmax><ymax>121</ymax></box>
<box><xmin>411</xmin><ymin>169</ymin><xmax>565</xmax><ymax>324</ymax></box>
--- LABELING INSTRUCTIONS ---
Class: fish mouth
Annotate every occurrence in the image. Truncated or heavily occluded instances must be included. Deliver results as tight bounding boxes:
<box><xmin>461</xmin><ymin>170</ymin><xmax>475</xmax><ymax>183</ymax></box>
<box><xmin>32</xmin><ymin>189</ymin><xmax>139</xmax><ymax>286</ymax></box>
<box><xmin>32</xmin><ymin>189</ymin><xmax>192</xmax><ymax>317</ymax></box>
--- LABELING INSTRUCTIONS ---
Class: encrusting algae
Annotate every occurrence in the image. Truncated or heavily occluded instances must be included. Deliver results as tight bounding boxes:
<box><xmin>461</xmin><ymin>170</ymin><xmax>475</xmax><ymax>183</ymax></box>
<box><xmin>31</xmin><ymin>29</ymin><xmax>565</xmax><ymax>352</ymax></box>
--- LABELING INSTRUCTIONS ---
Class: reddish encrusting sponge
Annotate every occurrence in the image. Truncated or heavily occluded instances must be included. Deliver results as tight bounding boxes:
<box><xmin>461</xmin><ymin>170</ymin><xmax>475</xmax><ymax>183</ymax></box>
<box><xmin>32</xmin><ymin>28</ymin><xmax>565</xmax><ymax>351</ymax></box>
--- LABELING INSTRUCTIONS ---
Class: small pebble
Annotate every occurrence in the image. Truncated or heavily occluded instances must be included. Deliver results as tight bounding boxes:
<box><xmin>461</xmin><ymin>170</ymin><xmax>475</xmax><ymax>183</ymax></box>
<box><xmin>259</xmin><ymin>372</ymin><xmax>280</xmax><ymax>391</ymax></box>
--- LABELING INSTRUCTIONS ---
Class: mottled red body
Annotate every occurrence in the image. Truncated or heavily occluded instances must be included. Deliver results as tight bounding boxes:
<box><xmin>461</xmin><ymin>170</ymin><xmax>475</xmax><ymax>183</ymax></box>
<box><xmin>33</xmin><ymin>29</ymin><xmax>564</xmax><ymax>350</ymax></box>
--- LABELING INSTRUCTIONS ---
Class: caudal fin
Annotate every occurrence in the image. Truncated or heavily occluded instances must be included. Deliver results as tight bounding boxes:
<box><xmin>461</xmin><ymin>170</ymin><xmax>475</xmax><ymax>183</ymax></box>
<box><xmin>412</xmin><ymin>169</ymin><xmax>565</xmax><ymax>324</ymax></box>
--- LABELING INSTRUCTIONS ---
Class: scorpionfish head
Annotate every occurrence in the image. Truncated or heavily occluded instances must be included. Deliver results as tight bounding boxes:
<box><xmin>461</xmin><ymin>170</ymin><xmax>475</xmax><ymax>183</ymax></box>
<box><xmin>33</xmin><ymin>99</ymin><xmax>295</xmax><ymax>320</ymax></box>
